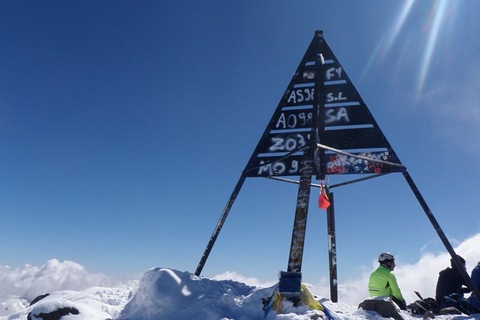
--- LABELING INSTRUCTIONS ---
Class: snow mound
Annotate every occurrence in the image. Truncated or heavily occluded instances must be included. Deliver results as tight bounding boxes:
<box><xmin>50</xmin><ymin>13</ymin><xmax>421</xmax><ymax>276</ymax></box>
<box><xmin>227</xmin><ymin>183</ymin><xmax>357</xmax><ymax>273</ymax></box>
<box><xmin>118</xmin><ymin>267</ymin><xmax>270</xmax><ymax>319</ymax></box>
<box><xmin>2</xmin><ymin>286</ymin><xmax>133</xmax><ymax>320</ymax></box>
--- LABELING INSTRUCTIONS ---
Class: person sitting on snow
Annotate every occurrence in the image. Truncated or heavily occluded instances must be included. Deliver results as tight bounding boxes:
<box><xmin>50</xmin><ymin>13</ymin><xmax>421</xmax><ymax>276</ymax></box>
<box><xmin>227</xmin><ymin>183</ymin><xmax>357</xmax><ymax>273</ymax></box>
<box><xmin>469</xmin><ymin>260</ymin><xmax>480</xmax><ymax>311</ymax></box>
<box><xmin>435</xmin><ymin>255</ymin><xmax>470</xmax><ymax>308</ymax></box>
<box><xmin>368</xmin><ymin>252</ymin><xmax>406</xmax><ymax>310</ymax></box>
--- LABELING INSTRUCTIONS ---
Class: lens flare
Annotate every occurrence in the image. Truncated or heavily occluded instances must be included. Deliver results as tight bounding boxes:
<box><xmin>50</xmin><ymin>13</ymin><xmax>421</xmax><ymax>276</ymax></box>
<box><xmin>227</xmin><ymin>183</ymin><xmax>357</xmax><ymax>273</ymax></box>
<box><xmin>361</xmin><ymin>0</ymin><xmax>415</xmax><ymax>80</ymax></box>
<box><xmin>416</xmin><ymin>0</ymin><xmax>458</xmax><ymax>98</ymax></box>
<box><xmin>363</xmin><ymin>0</ymin><xmax>460</xmax><ymax>98</ymax></box>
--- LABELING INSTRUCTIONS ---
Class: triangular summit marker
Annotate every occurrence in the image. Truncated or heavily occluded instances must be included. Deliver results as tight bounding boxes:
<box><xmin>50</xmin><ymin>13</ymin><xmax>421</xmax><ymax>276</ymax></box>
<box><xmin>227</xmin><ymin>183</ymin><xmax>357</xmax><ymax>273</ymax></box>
<box><xmin>244</xmin><ymin>30</ymin><xmax>404</xmax><ymax>179</ymax></box>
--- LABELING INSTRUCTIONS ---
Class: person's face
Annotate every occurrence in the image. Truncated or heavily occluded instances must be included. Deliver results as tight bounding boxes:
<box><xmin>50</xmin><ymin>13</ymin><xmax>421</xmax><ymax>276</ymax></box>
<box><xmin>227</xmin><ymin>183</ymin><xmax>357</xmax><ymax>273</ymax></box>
<box><xmin>388</xmin><ymin>260</ymin><xmax>396</xmax><ymax>271</ymax></box>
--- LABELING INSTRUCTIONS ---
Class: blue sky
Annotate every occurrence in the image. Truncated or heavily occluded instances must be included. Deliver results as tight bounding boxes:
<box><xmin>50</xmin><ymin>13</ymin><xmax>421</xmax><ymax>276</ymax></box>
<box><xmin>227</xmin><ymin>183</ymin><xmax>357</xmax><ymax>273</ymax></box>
<box><xmin>1</xmin><ymin>0</ymin><xmax>480</xmax><ymax>286</ymax></box>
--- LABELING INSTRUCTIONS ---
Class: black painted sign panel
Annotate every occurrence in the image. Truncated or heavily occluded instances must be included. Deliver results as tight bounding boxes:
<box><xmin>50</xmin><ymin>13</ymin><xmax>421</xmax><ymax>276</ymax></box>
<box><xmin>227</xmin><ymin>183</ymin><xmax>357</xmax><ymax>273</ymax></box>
<box><xmin>323</xmin><ymin>128</ymin><xmax>389</xmax><ymax>150</ymax></box>
<box><xmin>244</xmin><ymin>31</ymin><xmax>403</xmax><ymax>177</ymax></box>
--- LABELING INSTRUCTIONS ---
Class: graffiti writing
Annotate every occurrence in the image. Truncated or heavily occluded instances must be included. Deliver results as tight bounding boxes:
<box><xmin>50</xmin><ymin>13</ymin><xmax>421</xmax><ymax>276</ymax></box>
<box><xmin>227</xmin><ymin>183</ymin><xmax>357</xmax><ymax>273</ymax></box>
<box><xmin>275</xmin><ymin>107</ymin><xmax>349</xmax><ymax>128</ymax></box>
<box><xmin>325</xmin><ymin>107</ymin><xmax>349</xmax><ymax>124</ymax></box>
<box><xmin>326</xmin><ymin>91</ymin><xmax>347</xmax><ymax>103</ymax></box>
<box><xmin>302</xmin><ymin>71</ymin><xmax>315</xmax><ymax>80</ymax></box>
<box><xmin>328</xmin><ymin>234</ymin><xmax>337</xmax><ymax>267</ymax></box>
<box><xmin>269</xmin><ymin>133</ymin><xmax>309</xmax><ymax>152</ymax></box>
<box><xmin>257</xmin><ymin>159</ymin><xmax>300</xmax><ymax>176</ymax></box>
<box><xmin>275</xmin><ymin>111</ymin><xmax>312</xmax><ymax>129</ymax></box>
<box><xmin>325</xmin><ymin>66</ymin><xmax>343</xmax><ymax>81</ymax></box>
<box><xmin>288</xmin><ymin>169</ymin><xmax>311</xmax><ymax>272</ymax></box>
<box><xmin>289</xmin><ymin>227</ymin><xmax>306</xmax><ymax>269</ymax></box>
<box><xmin>326</xmin><ymin>152</ymin><xmax>392</xmax><ymax>174</ymax></box>
<box><xmin>287</xmin><ymin>87</ymin><xmax>314</xmax><ymax>105</ymax></box>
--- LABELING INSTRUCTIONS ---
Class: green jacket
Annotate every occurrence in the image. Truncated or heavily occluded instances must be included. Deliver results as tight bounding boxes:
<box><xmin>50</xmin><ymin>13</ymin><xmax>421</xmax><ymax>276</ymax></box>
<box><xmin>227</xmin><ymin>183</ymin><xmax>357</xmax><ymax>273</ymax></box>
<box><xmin>368</xmin><ymin>265</ymin><xmax>405</xmax><ymax>302</ymax></box>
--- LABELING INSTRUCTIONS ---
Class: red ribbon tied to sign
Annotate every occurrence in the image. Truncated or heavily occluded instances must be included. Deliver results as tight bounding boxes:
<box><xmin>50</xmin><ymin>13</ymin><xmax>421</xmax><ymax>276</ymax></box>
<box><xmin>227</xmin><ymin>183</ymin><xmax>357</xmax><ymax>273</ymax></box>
<box><xmin>318</xmin><ymin>183</ymin><xmax>331</xmax><ymax>210</ymax></box>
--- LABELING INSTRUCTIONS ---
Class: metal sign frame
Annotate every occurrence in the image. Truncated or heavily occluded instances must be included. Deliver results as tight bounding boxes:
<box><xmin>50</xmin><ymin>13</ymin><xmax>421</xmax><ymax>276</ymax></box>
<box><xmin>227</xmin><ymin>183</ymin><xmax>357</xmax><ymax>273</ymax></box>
<box><xmin>194</xmin><ymin>30</ymin><xmax>480</xmax><ymax>304</ymax></box>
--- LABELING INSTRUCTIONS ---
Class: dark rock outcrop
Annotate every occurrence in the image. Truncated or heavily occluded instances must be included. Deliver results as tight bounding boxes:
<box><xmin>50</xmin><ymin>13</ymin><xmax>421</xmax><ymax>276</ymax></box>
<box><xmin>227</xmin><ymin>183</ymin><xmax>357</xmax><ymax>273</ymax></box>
<box><xmin>27</xmin><ymin>306</ymin><xmax>79</xmax><ymax>320</ymax></box>
<box><xmin>29</xmin><ymin>293</ymin><xmax>50</xmax><ymax>306</ymax></box>
<box><xmin>358</xmin><ymin>298</ymin><xmax>403</xmax><ymax>320</ymax></box>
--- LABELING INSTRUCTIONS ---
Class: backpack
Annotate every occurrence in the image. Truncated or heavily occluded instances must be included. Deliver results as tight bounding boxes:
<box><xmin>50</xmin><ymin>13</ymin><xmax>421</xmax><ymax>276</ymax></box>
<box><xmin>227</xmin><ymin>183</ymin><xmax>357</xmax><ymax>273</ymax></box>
<box><xmin>441</xmin><ymin>293</ymin><xmax>475</xmax><ymax>315</ymax></box>
<box><xmin>407</xmin><ymin>297</ymin><xmax>440</xmax><ymax>315</ymax></box>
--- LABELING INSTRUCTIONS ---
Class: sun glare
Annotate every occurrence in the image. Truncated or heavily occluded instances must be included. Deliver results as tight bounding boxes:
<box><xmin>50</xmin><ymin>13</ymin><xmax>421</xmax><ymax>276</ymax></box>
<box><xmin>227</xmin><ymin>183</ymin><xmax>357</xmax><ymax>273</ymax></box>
<box><xmin>417</xmin><ymin>0</ymin><xmax>458</xmax><ymax>98</ymax></box>
<box><xmin>362</xmin><ymin>0</ymin><xmax>460</xmax><ymax>99</ymax></box>
<box><xmin>361</xmin><ymin>0</ymin><xmax>415</xmax><ymax>80</ymax></box>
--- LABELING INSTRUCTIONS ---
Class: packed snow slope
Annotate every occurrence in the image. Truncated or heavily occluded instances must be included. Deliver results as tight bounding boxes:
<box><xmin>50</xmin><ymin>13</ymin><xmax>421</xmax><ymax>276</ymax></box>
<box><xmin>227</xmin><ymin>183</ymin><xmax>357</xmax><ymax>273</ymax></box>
<box><xmin>2</xmin><ymin>263</ymin><xmax>480</xmax><ymax>320</ymax></box>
